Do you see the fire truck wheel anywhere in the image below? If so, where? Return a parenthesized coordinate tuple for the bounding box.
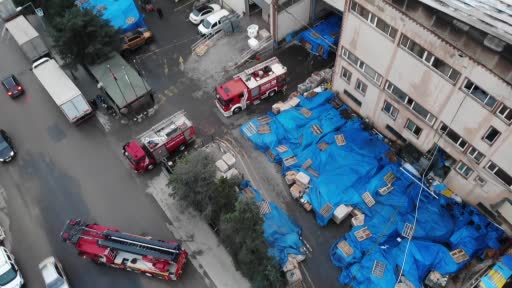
(233, 107, 242, 114)
(147, 164, 155, 170)
(179, 144, 186, 151)
(268, 90, 276, 97)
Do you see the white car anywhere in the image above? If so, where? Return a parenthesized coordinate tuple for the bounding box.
(189, 3, 221, 25)
(198, 9, 230, 35)
(0, 247, 23, 288)
(39, 257, 70, 288)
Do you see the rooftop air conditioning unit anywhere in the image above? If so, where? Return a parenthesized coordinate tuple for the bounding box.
(484, 35, 506, 52)
(452, 19, 470, 31)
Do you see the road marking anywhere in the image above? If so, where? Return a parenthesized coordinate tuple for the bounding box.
(164, 58, 168, 77)
(179, 56, 184, 71)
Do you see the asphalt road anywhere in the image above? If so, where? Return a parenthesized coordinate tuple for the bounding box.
(0, 20, 207, 288)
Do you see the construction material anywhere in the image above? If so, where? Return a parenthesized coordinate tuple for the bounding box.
(354, 227, 372, 241)
(378, 184, 394, 195)
(290, 184, 304, 199)
(257, 115, 272, 124)
(285, 171, 297, 185)
(307, 168, 320, 177)
(317, 142, 329, 151)
(259, 200, 272, 215)
(351, 214, 365, 227)
(311, 124, 323, 135)
(295, 172, 310, 187)
(362, 192, 376, 208)
(301, 159, 312, 169)
(450, 249, 469, 263)
(337, 240, 354, 257)
(277, 145, 289, 153)
(224, 168, 240, 179)
(258, 125, 271, 134)
(284, 156, 298, 167)
(222, 153, 236, 168)
(300, 108, 312, 117)
(335, 134, 346, 146)
(215, 159, 229, 173)
(319, 203, 333, 218)
(333, 205, 353, 224)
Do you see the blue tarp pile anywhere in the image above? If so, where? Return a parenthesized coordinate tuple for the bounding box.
(240, 180, 304, 268)
(76, 0, 145, 33)
(295, 15, 342, 59)
(240, 90, 504, 287)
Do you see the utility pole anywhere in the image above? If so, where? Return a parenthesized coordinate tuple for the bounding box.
(271, 0, 278, 49)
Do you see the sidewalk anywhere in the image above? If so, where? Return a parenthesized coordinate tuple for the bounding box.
(146, 167, 251, 288)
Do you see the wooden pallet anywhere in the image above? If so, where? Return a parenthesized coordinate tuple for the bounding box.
(307, 168, 320, 177)
(317, 142, 329, 151)
(355, 227, 372, 241)
(362, 192, 376, 208)
(335, 134, 346, 146)
(242, 122, 257, 136)
(276, 145, 289, 153)
(259, 200, 272, 215)
(337, 240, 354, 257)
(257, 115, 272, 124)
(384, 171, 397, 185)
(319, 203, 333, 217)
(372, 260, 386, 278)
(258, 125, 271, 134)
(311, 124, 323, 135)
(300, 108, 312, 118)
(378, 184, 394, 195)
(284, 156, 298, 167)
(402, 223, 414, 239)
(450, 249, 469, 263)
(301, 159, 312, 169)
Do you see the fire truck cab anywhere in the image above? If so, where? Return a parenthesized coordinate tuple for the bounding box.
(61, 219, 187, 281)
(122, 111, 195, 173)
(215, 57, 287, 117)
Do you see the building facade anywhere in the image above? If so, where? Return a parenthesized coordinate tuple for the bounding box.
(332, 0, 512, 219)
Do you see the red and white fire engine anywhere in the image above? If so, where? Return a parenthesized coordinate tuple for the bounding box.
(215, 57, 287, 117)
(61, 219, 188, 281)
(122, 110, 195, 173)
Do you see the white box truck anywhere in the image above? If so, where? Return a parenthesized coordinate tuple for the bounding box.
(5, 15, 49, 62)
(32, 58, 93, 124)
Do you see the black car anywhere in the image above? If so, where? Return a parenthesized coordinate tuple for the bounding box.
(2, 75, 24, 98)
(0, 130, 15, 163)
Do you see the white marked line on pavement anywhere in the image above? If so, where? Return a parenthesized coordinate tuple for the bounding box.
(95, 112, 111, 132)
(164, 58, 168, 77)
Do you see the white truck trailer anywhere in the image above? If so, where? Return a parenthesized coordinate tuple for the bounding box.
(5, 15, 49, 62)
(32, 58, 93, 124)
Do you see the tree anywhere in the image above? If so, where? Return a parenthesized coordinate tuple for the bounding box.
(49, 6, 120, 68)
(42, 0, 75, 26)
(168, 150, 240, 227)
(220, 199, 286, 288)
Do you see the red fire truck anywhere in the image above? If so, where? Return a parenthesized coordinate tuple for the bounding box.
(215, 57, 287, 117)
(122, 110, 195, 173)
(61, 219, 188, 281)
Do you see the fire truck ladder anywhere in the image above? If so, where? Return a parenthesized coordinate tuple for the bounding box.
(98, 230, 183, 263)
(233, 57, 280, 81)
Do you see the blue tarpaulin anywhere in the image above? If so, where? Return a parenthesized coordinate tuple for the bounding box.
(240, 181, 304, 268)
(77, 0, 145, 33)
(240, 90, 504, 287)
(295, 15, 342, 59)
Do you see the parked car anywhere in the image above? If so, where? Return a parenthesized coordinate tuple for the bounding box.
(0, 130, 15, 163)
(38, 257, 70, 288)
(1, 75, 24, 98)
(121, 28, 153, 52)
(189, 3, 221, 24)
(198, 9, 229, 35)
(0, 246, 23, 288)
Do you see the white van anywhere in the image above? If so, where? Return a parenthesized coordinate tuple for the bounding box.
(0, 247, 23, 288)
(198, 9, 230, 35)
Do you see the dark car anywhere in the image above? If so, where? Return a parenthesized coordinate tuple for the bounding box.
(0, 130, 15, 163)
(2, 75, 24, 98)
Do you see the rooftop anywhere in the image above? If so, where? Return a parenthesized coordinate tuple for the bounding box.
(418, 0, 512, 45)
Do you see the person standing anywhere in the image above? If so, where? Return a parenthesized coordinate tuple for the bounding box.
(156, 7, 163, 19)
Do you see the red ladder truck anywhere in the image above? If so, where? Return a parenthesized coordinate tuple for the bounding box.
(61, 219, 188, 281)
(215, 57, 287, 117)
(122, 110, 195, 173)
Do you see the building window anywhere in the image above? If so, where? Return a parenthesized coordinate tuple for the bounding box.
(399, 35, 460, 83)
(384, 81, 436, 125)
(277, 0, 303, 12)
(355, 79, 368, 95)
(405, 119, 422, 138)
(341, 48, 383, 84)
(439, 123, 468, 150)
(382, 101, 398, 120)
(341, 66, 352, 83)
(483, 126, 501, 145)
(456, 161, 474, 178)
(486, 161, 512, 187)
(474, 175, 487, 186)
(462, 79, 497, 110)
(467, 147, 485, 164)
(350, 1, 398, 40)
(344, 89, 362, 107)
(496, 103, 512, 124)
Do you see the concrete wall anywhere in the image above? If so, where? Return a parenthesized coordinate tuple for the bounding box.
(276, 0, 311, 40)
(332, 0, 512, 206)
(222, 0, 246, 15)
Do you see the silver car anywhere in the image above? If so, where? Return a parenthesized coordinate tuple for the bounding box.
(38, 257, 70, 288)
